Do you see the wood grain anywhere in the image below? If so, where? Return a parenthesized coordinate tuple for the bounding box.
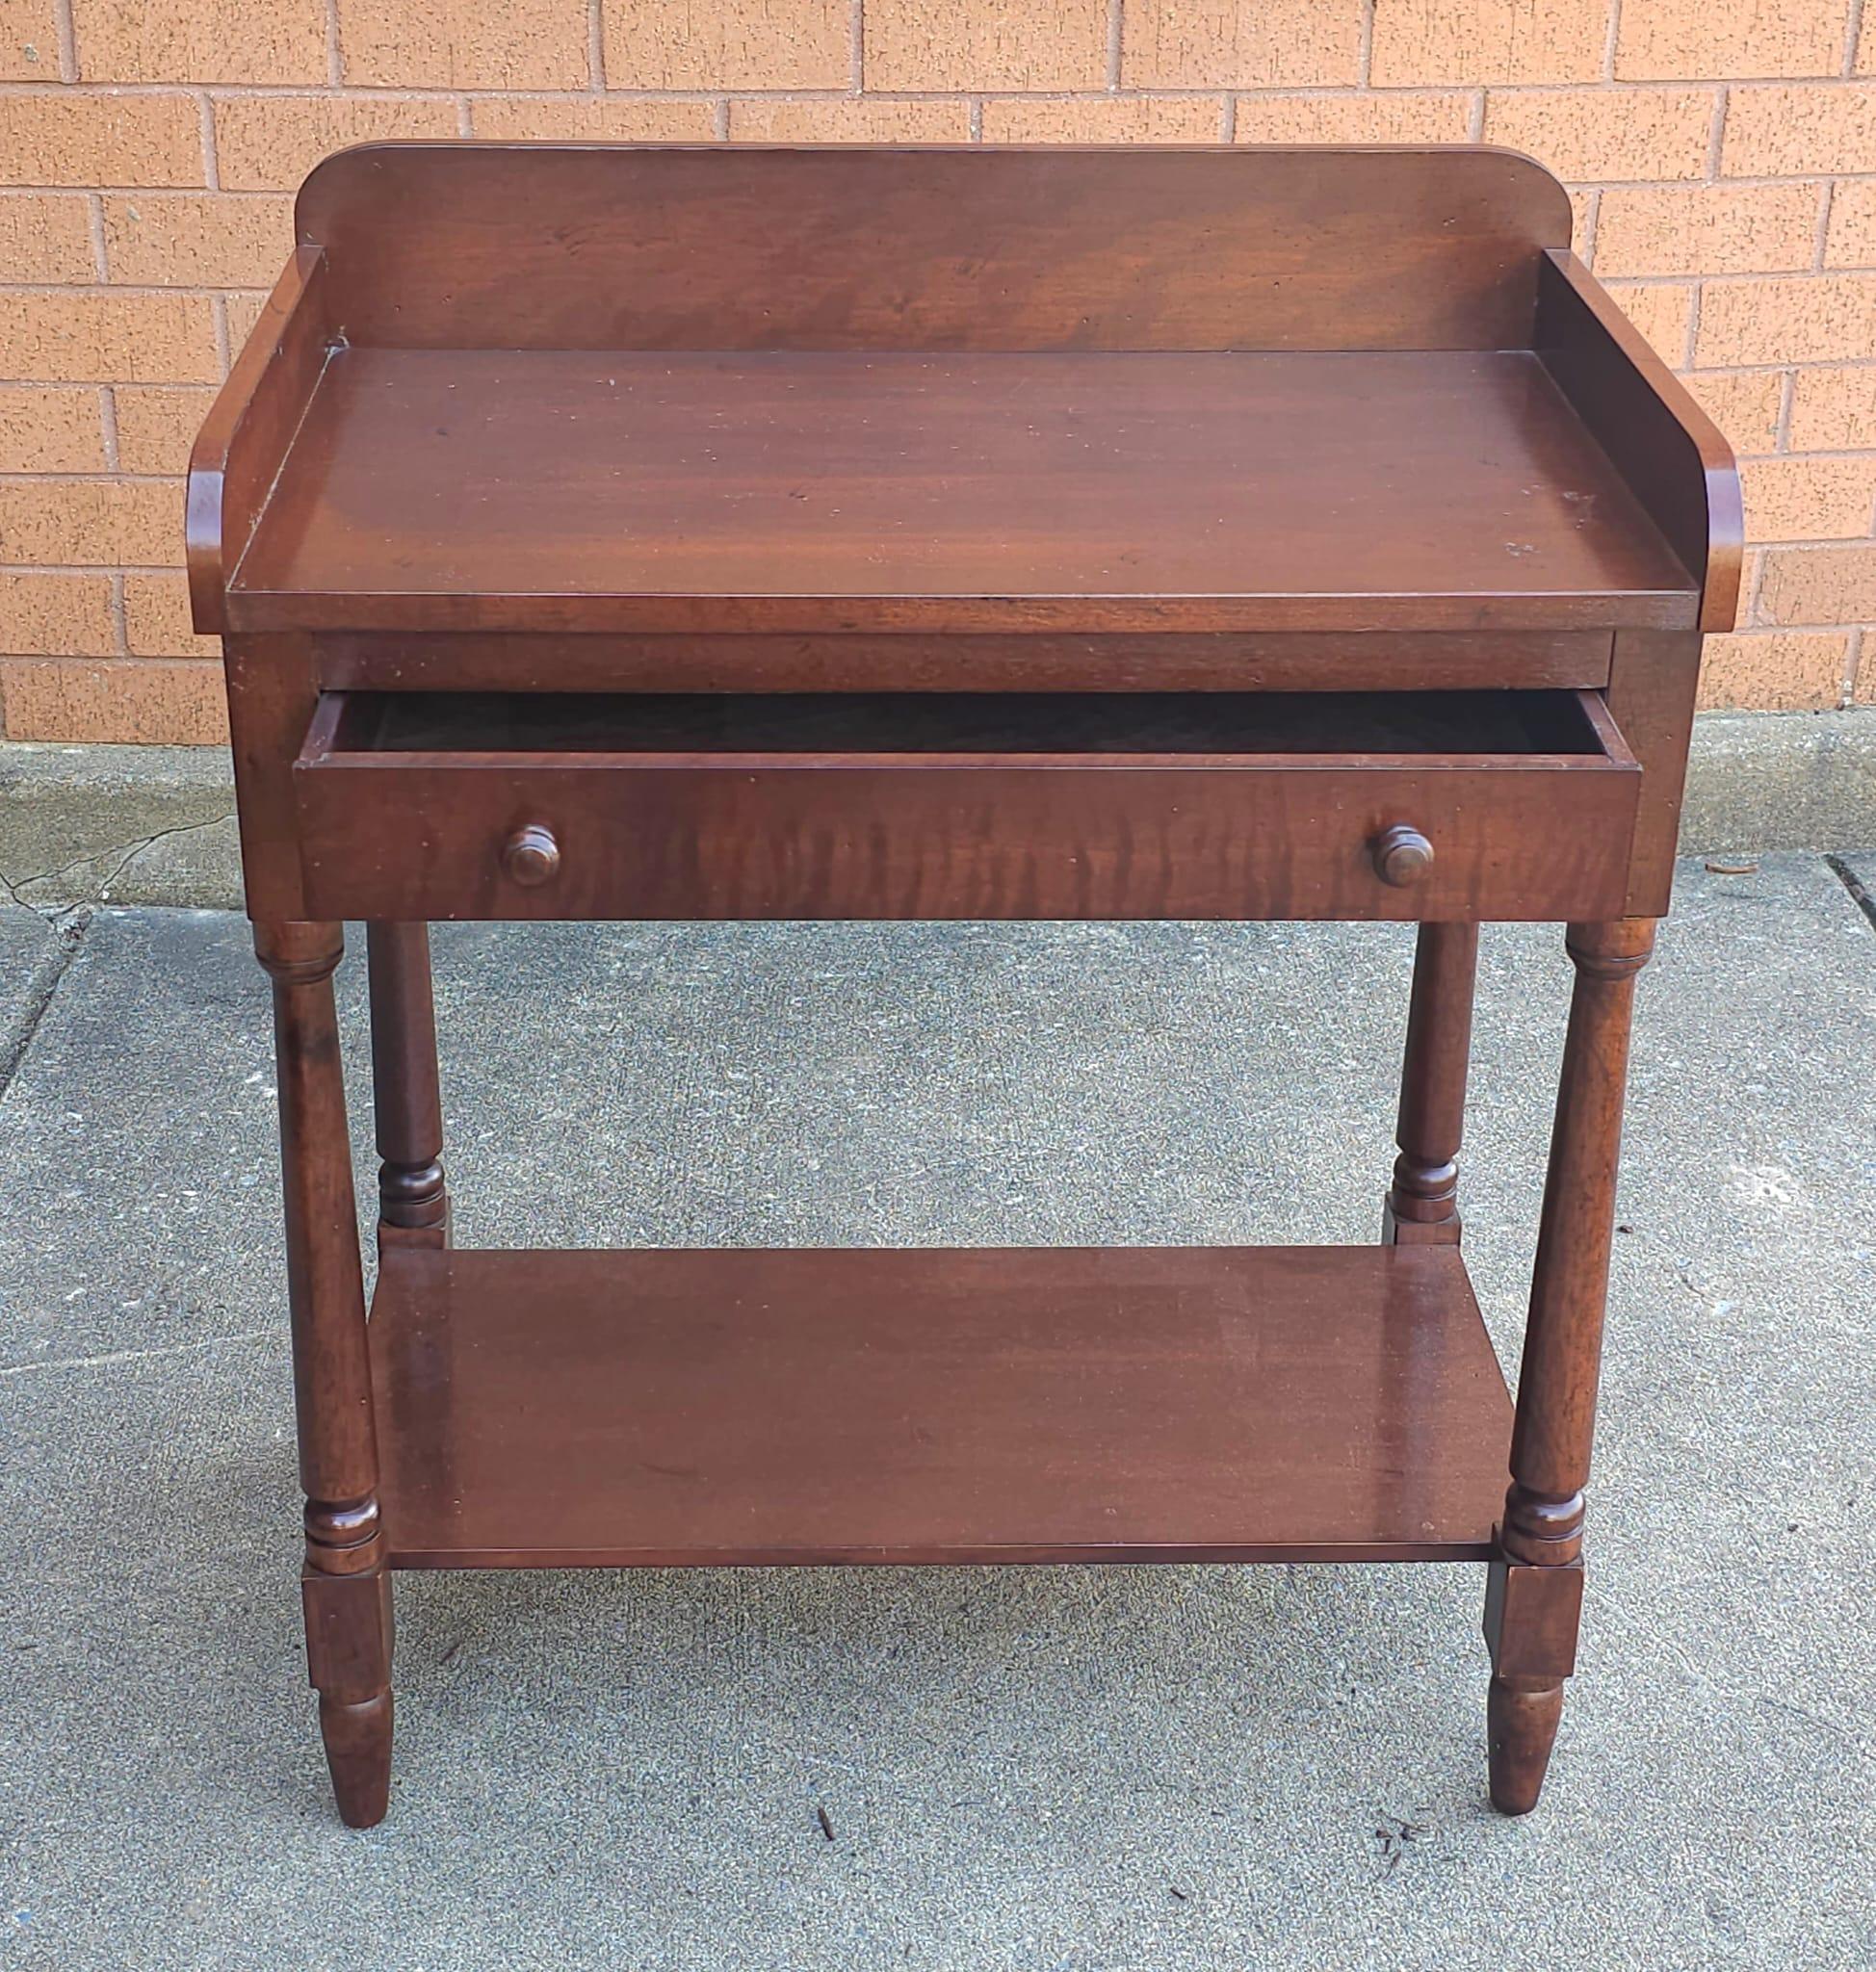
(311, 629, 1618, 698)
(369, 1243, 1514, 1569)
(296, 143, 1571, 353)
(291, 688, 1642, 924)
(231, 347, 1699, 638)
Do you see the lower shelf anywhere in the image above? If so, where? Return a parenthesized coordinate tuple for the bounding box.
(369, 1244, 1512, 1569)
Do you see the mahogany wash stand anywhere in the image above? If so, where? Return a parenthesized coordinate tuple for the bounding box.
(189, 143, 1738, 1828)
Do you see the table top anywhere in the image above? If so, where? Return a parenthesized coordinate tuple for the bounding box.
(231, 345, 1698, 638)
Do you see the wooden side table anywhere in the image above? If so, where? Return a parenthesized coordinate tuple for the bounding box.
(188, 143, 1739, 1829)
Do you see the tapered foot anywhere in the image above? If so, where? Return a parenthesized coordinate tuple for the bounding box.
(319, 1690, 393, 1828)
(1487, 1675, 1563, 1815)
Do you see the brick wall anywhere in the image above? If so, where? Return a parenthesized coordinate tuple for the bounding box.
(3, 0, 1874, 743)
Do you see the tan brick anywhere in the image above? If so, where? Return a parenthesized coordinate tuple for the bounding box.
(1787, 364, 1876, 448)
(1124, 1, 1363, 88)
(1697, 630, 1849, 709)
(1593, 183, 1822, 277)
(0, 571, 117, 656)
(1741, 454, 1876, 539)
(1483, 88, 1716, 182)
(339, 0, 587, 89)
(611, 0, 849, 90)
(1862, 11, 1876, 72)
(0, 290, 218, 382)
(1824, 178, 1876, 268)
(1615, 0, 1846, 83)
(1856, 640, 1876, 702)
(73, 0, 326, 85)
(867, 0, 1104, 91)
(0, 89, 204, 185)
(984, 95, 1223, 143)
(113, 384, 214, 476)
(221, 290, 270, 356)
(0, 385, 106, 472)
(123, 569, 213, 654)
(0, 657, 227, 743)
(100, 193, 294, 287)
(1697, 272, 1876, 365)
(1757, 542, 1876, 621)
(468, 97, 717, 141)
(0, 476, 184, 565)
(1370, 0, 1610, 86)
(1602, 281, 1694, 365)
(1682, 369, 1785, 454)
(733, 98, 974, 143)
(1723, 85, 1876, 176)
(213, 93, 463, 193)
(1234, 90, 1472, 144)
(0, 193, 96, 282)
(2, 0, 62, 80)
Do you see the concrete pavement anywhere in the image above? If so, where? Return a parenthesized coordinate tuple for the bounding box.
(1, 860, 1871, 1968)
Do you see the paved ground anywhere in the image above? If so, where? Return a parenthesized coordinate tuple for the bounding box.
(1, 860, 1871, 1970)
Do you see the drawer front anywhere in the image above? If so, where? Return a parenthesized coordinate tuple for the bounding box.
(296, 745, 1640, 925)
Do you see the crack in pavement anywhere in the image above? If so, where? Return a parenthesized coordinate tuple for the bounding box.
(0, 902, 90, 1105)
(0, 811, 236, 922)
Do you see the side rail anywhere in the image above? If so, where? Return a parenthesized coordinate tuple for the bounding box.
(1536, 248, 1743, 635)
(187, 246, 331, 635)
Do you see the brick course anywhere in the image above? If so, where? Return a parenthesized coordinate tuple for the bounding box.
(3, 0, 1874, 740)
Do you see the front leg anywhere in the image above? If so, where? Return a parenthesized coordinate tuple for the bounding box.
(1486, 917, 1655, 1813)
(257, 921, 394, 1828)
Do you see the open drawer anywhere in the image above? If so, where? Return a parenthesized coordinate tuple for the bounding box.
(292, 688, 1640, 923)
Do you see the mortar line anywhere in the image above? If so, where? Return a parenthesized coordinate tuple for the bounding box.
(52, 0, 75, 82)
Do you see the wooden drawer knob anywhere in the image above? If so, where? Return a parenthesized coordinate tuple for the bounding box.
(501, 822, 560, 888)
(1372, 823, 1434, 887)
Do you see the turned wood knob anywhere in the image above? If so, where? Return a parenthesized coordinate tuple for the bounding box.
(1372, 823, 1434, 887)
(501, 822, 560, 888)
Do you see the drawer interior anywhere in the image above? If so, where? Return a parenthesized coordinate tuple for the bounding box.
(314, 688, 1625, 763)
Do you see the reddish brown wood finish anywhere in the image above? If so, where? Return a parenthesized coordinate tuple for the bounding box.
(1384, 922, 1480, 1245)
(254, 921, 394, 1829)
(291, 688, 1641, 925)
(231, 347, 1697, 639)
(186, 249, 328, 636)
(199, 145, 1740, 1825)
(365, 923, 448, 1253)
(369, 1244, 1512, 1569)
(296, 143, 1569, 354)
(313, 631, 1617, 698)
(1537, 252, 1743, 636)
(1487, 917, 1655, 1814)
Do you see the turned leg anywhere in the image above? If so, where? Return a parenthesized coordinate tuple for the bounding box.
(1486, 917, 1655, 1814)
(1384, 921, 1478, 1245)
(257, 921, 394, 1829)
(366, 922, 449, 1253)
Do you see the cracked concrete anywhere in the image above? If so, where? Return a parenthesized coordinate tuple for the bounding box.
(0, 901, 85, 1095)
(0, 742, 238, 914)
(0, 862, 1871, 1969)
